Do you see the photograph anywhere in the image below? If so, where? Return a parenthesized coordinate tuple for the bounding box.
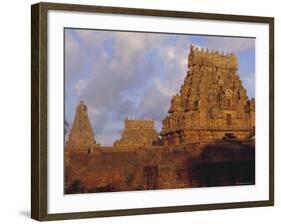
(64, 29, 256, 194)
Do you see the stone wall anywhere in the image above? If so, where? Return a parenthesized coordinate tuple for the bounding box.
(65, 141, 255, 194)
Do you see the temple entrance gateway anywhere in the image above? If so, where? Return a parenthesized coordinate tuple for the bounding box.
(160, 45, 255, 144)
(143, 165, 159, 190)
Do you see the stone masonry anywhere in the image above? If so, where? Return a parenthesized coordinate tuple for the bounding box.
(161, 45, 255, 145)
(114, 118, 158, 147)
(65, 101, 99, 152)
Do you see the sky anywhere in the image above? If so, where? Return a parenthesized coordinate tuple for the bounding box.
(65, 28, 255, 146)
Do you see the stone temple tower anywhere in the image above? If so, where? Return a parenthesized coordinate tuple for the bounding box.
(113, 117, 158, 147)
(66, 101, 98, 151)
(161, 45, 255, 145)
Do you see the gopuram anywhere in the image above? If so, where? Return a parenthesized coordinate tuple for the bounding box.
(161, 45, 255, 145)
(65, 101, 100, 152)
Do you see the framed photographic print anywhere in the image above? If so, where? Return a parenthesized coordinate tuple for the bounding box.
(31, 2, 274, 221)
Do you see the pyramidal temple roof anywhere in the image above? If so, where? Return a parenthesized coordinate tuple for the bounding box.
(66, 101, 97, 150)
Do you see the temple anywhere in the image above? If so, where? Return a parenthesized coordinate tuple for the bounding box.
(65, 101, 99, 151)
(114, 118, 158, 147)
(160, 45, 255, 145)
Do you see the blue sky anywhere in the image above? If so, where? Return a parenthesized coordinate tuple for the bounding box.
(65, 29, 255, 146)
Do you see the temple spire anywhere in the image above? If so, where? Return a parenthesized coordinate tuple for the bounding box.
(66, 101, 98, 150)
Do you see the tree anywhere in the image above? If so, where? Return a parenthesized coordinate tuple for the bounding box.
(70, 179, 83, 193)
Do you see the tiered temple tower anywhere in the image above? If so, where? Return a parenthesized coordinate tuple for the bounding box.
(160, 45, 255, 145)
(114, 117, 158, 147)
(66, 101, 99, 151)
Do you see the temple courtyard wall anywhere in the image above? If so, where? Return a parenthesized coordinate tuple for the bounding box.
(65, 141, 255, 193)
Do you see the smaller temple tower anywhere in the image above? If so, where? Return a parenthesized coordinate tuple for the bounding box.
(66, 101, 99, 151)
(114, 117, 158, 147)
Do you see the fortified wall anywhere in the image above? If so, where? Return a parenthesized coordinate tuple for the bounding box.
(66, 143, 255, 193)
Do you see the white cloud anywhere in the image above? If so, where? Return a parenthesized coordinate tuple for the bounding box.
(65, 31, 87, 79)
(154, 78, 176, 96)
(75, 29, 111, 49)
(74, 80, 88, 96)
(167, 47, 176, 60)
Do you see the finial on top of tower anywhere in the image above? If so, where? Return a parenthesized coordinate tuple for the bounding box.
(77, 100, 87, 111)
(190, 44, 194, 52)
